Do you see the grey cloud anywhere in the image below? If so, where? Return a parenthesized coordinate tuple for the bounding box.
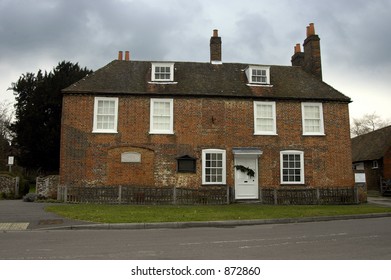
(0, 0, 204, 66)
(1, 0, 390, 119)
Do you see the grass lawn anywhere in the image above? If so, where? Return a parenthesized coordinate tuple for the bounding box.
(45, 203, 391, 224)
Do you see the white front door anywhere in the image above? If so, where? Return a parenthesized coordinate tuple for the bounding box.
(234, 156, 259, 199)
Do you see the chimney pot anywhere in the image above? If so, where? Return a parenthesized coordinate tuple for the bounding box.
(306, 23, 315, 37)
(294, 43, 301, 54)
(125, 51, 130, 61)
(118, 51, 123, 61)
(213, 29, 219, 37)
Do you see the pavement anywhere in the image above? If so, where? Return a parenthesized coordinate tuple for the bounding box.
(1, 197, 391, 231)
(0, 200, 90, 231)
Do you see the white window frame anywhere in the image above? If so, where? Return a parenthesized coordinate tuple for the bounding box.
(151, 63, 174, 82)
(245, 66, 270, 85)
(149, 98, 174, 134)
(202, 149, 226, 185)
(301, 102, 325, 136)
(372, 160, 379, 169)
(92, 97, 118, 133)
(254, 101, 277, 135)
(280, 150, 305, 184)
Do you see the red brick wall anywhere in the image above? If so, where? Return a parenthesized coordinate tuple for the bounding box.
(60, 95, 354, 189)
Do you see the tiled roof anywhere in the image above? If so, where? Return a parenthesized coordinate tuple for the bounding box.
(351, 125, 391, 162)
(63, 60, 351, 102)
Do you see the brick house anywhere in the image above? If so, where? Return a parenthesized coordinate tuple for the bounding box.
(352, 125, 391, 194)
(60, 23, 354, 200)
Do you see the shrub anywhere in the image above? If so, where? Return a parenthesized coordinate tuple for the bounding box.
(23, 193, 45, 202)
(19, 179, 30, 197)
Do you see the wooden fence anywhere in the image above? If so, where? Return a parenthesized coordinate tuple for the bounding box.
(260, 187, 359, 205)
(57, 185, 360, 205)
(57, 185, 230, 205)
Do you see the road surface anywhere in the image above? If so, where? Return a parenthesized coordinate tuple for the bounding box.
(1, 217, 390, 259)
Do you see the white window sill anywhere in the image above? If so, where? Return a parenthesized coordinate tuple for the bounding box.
(148, 81, 178, 85)
(254, 132, 278, 136)
(302, 133, 326, 136)
(246, 83, 273, 87)
(92, 130, 118, 134)
(149, 131, 175, 135)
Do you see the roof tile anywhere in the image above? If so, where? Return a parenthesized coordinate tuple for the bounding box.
(63, 60, 351, 102)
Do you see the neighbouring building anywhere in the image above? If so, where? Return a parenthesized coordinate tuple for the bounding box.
(60, 23, 354, 200)
(352, 125, 391, 194)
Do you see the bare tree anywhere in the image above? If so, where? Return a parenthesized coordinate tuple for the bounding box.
(351, 112, 390, 137)
(0, 101, 13, 170)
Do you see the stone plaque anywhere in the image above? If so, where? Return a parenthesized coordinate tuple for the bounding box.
(121, 152, 141, 163)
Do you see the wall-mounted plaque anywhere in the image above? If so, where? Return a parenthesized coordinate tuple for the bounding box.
(121, 152, 141, 163)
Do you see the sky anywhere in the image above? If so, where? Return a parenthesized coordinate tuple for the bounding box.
(1, 0, 390, 121)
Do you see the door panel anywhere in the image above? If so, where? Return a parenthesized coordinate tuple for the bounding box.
(235, 157, 259, 199)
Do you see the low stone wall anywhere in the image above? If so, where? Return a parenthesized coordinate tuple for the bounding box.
(36, 175, 59, 199)
(0, 175, 19, 198)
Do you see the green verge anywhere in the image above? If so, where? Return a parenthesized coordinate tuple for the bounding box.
(45, 204, 391, 224)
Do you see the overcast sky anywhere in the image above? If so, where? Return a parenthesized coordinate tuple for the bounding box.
(1, 0, 390, 120)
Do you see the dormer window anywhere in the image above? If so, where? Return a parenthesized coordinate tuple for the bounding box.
(245, 66, 270, 85)
(151, 63, 174, 82)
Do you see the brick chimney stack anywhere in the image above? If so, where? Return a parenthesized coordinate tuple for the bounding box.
(210, 29, 222, 64)
(291, 23, 322, 80)
(291, 43, 304, 67)
(118, 51, 123, 61)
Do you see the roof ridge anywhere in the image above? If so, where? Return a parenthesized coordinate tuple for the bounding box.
(114, 59, 292, 68)
(352, 125, 391, 140)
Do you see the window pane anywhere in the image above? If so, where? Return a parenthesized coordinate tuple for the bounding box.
(154, 65, 171, 80)
(251, 68, 268, 83)
(260, 105, 272, 117)
(304, 106, 320, 118)
(305, 119, 320, 132)
(303, 104, 323, 134)
(255, 103, 275, 133)
(204, 152, 224, 184)
(152, 100, 172, 132)
(95, 99, 116, 131)
(281, 152, 303, 183)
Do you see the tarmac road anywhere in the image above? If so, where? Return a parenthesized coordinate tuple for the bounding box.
(1, 217, 391, 259)
(0, 200, 90, 230)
